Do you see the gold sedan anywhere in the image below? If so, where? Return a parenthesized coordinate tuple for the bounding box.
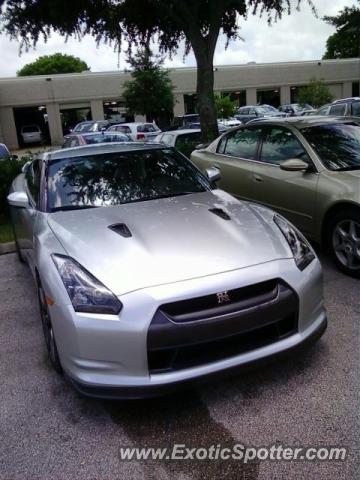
(191, 116, 360, 278)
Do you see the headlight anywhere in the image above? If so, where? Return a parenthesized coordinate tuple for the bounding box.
(52, 254, 122, 315)
(274, 215, 315, 271)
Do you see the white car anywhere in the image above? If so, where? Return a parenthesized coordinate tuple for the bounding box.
(218, 117, 242, 129)
(20, 125, 43, 144)
(154, 129, 203, 157)
(107, 122, 161, 142)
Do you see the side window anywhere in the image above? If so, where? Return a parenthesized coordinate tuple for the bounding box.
(260, 127, 310, 165)
(248, 108, 256, 115)
(329, 104, 346, 116)
(219, 128, 261, 159)
(317, 105, 329, 115)
(352, 102, 360, 116)
(240, 108, 249, 115)
(25, 160, 41, 206)
(117, 126, 131, 134)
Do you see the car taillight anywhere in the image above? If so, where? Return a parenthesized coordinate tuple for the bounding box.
(137, 133, 145, 140)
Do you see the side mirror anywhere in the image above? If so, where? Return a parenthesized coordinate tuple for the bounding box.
(7, 191, 29, 208)
(206, 166, 221, 183)
(21, 161, 32, 174)
(280, 159, 309, 172)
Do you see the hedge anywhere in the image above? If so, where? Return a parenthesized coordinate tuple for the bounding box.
(0, 156, 30, 222)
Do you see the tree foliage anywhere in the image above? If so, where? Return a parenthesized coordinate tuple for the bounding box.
(0, 0, 315, 141)
(214, 93, 237, 118)
(297, 78, 334, 108)
(323, 2, 360, 59)
(122, 48, 174, 127)
(17, 53, 89, 76)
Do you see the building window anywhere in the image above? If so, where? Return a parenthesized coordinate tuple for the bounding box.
(257, 89, 280, 107)
(352, 82, 360, 97)
(184, 94, 197, 114)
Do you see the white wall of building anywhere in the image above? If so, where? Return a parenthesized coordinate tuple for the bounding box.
(0, 58, 359, 149)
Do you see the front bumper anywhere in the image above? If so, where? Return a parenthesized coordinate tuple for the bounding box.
(46, 258, 326, 399)
(69, 314, 327, 399)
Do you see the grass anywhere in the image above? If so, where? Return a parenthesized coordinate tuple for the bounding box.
(0, 220, 14, 243)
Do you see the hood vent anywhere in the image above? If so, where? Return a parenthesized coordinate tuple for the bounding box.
(108, 223, 132, 238)
(209, 208, 231, 221)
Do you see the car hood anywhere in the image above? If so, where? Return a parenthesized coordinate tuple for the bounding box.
(48, 190, 291, 296)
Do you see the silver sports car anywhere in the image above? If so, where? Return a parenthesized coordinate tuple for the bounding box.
(8, 143, 327, 398)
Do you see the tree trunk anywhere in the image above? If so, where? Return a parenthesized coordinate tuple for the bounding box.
(192, 43, 219, 143)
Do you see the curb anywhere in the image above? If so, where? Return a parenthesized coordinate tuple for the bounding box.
(0, 242, 16, 254)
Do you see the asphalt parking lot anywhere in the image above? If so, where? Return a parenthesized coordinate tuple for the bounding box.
(0, 251, 358, 480)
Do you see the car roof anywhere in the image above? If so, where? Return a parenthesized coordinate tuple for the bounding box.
(163, 129, 201, 136)
(114, 122, 155, 127)
(80, 131, 128, 136)
(332, 97, 360, 104)
(241, 115, 360, 129)
(45, 142, 166, 161)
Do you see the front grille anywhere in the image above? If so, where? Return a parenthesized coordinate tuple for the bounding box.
(147, 280, 298, 374)
(160, 279, 279, 323)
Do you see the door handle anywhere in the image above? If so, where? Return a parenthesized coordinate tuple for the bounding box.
(253, 174, 263, 182)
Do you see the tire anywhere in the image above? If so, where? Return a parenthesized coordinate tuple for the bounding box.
(37, 280, 62, 373)
(326, 207, 360, 278)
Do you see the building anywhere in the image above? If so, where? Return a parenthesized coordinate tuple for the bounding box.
(0, 57, 359, 149)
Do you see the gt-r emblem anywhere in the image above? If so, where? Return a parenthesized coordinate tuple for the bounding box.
(216, 291, 230, 304)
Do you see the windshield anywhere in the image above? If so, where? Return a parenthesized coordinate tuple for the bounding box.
(255, 107, 268, 114)
(74, 123, 93, 132)
(47, 148, 210, 211)
(262, 105, 278, 112)
(137, 124, 157, 133)
(83, 133, 129, 144)
(301, 122, 360, 171)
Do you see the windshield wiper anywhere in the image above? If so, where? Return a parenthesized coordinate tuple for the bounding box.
(50, 205, 99, 212)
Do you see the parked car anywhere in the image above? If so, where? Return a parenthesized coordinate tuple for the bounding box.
(71, 120, 111, 134)
(107, 122, 161, 141)
(7, 142, 326, 398)
(0, 143, 10, 160)
(235, 105, 285, 124)
(278, 104, 313, 116)
(178, 122, 228, 133)
(154, 129, 203, 157)
(319, 97, 360, 117)
(20, 125, 43, 144)
(191, 116, 360, 278)
(261, 104, 281, 113)
(217, 117, 242, 129)
(171, 114, 200, 130)
(62, 131, 131, 148)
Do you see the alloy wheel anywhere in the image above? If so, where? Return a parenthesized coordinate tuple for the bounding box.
(332, 219, 360, 271)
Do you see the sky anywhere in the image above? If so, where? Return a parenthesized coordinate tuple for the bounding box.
(0, 0, 355, 77)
